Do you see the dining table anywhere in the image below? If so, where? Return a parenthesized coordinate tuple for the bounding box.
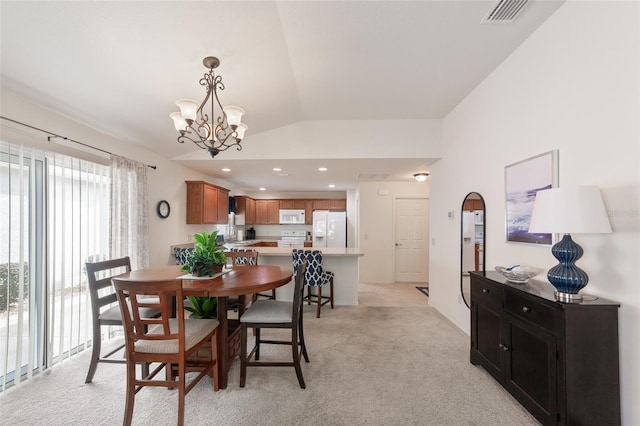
(115, 264, 293, 389)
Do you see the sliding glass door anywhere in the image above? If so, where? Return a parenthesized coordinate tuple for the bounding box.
(0, 141, 110, 389)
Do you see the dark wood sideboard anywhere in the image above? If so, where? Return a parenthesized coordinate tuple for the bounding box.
(470, 271, 620, 426)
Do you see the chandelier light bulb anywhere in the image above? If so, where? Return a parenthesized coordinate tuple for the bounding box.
(175, 99, 198, 122)
(169, 112, 187, 132)
(223, 106, 245, 128)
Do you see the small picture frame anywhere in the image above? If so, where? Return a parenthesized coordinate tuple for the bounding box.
(505, 150, 558, 245)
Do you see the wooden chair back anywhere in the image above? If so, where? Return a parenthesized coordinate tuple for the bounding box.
(86, 256, 132, 324)
(111, 278, 185, 350)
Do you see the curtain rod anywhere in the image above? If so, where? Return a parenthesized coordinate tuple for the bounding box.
(0, 116, 157, 170)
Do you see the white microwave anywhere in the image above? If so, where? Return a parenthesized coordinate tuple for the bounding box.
(279, 209, 305, 224)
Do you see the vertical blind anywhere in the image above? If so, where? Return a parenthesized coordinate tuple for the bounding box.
(0, 140, 110, 389)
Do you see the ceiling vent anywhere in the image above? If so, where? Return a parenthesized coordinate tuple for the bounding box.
(481, 0, 529, 23)
(356, 173, 389, 181)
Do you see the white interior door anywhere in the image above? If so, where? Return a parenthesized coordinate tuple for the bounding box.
(395, 198, 429, 282)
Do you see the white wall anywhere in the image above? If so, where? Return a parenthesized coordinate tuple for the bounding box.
(0, 89, 242, 268)
(428, 2, 639, 424)
(358, 180, 429, 283)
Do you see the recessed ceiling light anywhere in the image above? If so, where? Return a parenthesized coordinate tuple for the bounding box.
(318, 167, 328, 172)
(221, 168, 231, 172)
(272, 167, 282, 172)
(329, 184, 335, 188)
(259, 187, 266, 191)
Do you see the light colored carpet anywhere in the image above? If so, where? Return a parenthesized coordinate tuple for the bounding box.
(0, 284, 538, 425)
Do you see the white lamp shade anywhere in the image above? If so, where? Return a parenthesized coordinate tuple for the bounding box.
(223, 105, 245, 127)
(234, 122, 248, 140)
(175, 99, 198, 121)
(169, 112, 187, 131)
(413, 173, 429, 182)
(528, 186, 612, 234)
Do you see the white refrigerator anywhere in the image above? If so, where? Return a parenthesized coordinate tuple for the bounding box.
(312, 210, 347, 248)
(462, 211, 476, 273)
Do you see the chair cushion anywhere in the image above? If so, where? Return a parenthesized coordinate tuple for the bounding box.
(292, 249, 332, 286)
(230, 248, 257, 265)
(240, 300, 293, 324)
(173, 247, 194, 265)
(135, 318, 219, 354)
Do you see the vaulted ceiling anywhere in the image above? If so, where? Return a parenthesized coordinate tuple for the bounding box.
(1, 0, 564, 191)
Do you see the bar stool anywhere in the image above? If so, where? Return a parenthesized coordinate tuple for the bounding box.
(292, 249, 334, 318)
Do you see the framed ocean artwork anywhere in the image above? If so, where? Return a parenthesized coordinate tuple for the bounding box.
(504, 150, 558, 244)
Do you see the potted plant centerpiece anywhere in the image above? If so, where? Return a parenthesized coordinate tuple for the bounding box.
(181, 230, 226, 320)
(181, 230, 227, 277)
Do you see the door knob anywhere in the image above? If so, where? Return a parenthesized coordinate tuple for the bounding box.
(395, 243, 402, 246)
(498, 343, 510, 352)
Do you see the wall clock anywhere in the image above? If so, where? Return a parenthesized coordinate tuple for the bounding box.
(156, 200, 170, 219)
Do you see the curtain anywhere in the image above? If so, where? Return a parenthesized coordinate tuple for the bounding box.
(109, 155, 149, 270)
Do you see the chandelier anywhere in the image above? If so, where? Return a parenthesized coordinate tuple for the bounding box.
(170, 56, 248, 158)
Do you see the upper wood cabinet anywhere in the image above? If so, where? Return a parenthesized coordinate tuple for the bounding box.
(235, 195, 256, 225)
(329, 199, 346, 211)
(186, 181, 229, 224)
(312, 199, 330, 210)
(255, 199, 279, 224)
(463, 199, 483, 211)
(305, 200, 313, 224)
(279, 199, 307, 210)
(312, 199, 346, 211)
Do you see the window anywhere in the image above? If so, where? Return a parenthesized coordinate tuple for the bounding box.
(0, 141, 110, 389)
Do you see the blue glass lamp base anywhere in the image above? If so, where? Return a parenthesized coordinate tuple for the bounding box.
(547, 234, 588, 303)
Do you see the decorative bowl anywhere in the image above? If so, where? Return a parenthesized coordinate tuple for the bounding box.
(495, 265, 544, 283)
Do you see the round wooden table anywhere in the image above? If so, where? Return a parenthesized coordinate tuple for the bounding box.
(116, 264, 293, 388)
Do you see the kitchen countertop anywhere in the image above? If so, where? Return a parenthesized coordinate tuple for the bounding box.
(171, 241, 362, 257)
(234, 246, 363, 257)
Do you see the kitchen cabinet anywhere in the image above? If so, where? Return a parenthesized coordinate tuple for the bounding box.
(185, 181, 229, 224)
(255, 200, 279, 224)
(234, 196, 256, 225)
(463, 199, 483, 211)
(329, 199, 346, 211)
(470, 272, 620, 426)
(311, 199, 346, 212)
(312, 199, 330, 210)
(279, 199, 307, 210)
(245, 241, 277, 247)
(305, 200, 313, 224)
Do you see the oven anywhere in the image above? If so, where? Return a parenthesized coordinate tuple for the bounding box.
(277, 230, 306, 248)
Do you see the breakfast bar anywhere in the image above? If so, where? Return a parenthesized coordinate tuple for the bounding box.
(250, 247, 363, 305)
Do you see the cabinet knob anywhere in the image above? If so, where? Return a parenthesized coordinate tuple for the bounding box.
(498, 343, 510, 352)
(522, 306, 531, 313)
(482, 288, 490, 293)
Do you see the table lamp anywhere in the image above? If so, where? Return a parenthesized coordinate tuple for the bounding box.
(528, 186, 612, 302)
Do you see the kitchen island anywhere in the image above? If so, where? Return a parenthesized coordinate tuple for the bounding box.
(225, 245, 363, 305)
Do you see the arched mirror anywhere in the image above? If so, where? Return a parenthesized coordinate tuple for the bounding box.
(460, 192, 486, 309)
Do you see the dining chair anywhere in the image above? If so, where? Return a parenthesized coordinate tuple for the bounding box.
(229, 248, 275, 301)
(173, 247, 194, 265)
(224, 250, 261, 311)
(84, 256, 161, 383)
(292, 249, 334, 318)
(111, 277, 219, 426)
(240, 260, 308, 389)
